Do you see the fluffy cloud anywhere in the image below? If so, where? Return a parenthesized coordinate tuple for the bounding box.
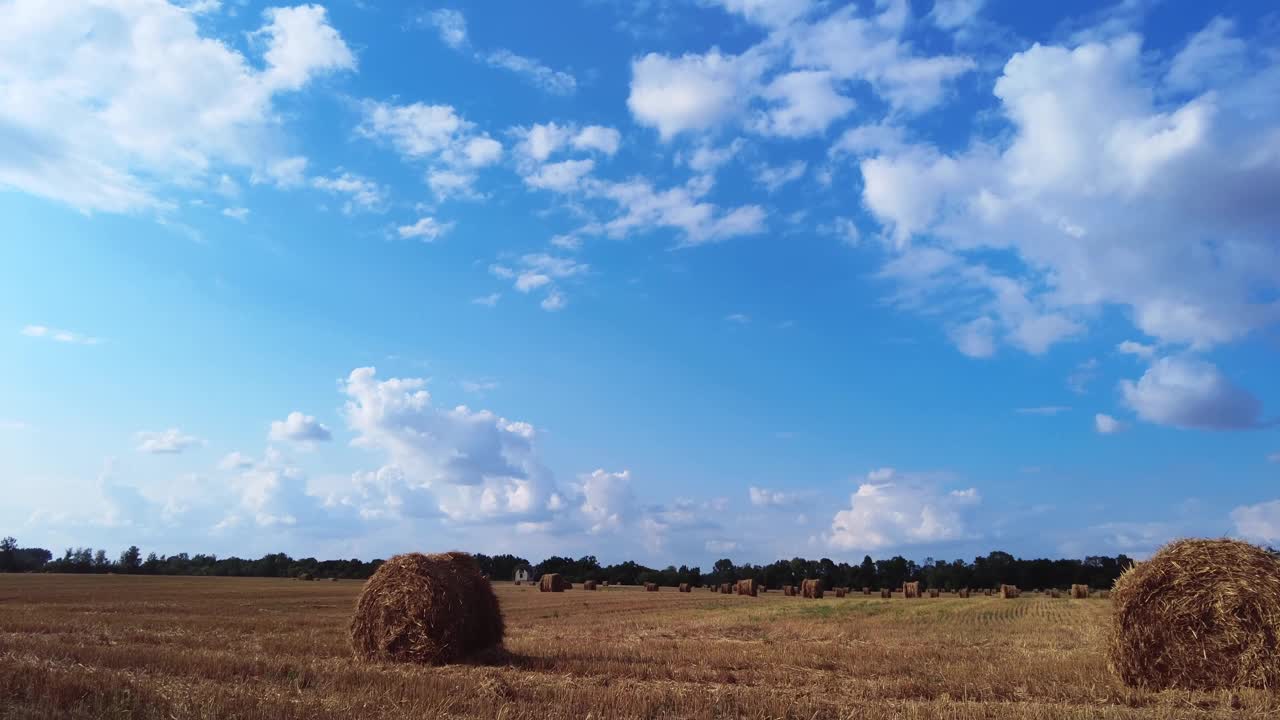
(0, 1, 353, 213)
(1119, 356, 1267, 430)
(218, 451, 255, 471)
(929, 0, 986, 31)
(1117, 340, 1156, 359)
(357, 100, 502, 198)
(397, 216, 454, 241)
(748, 486, 800, 507)
(1094, 413, 1124, 434)
(754, 160, 807, 192)
(1231, 500, 1280, 544)
(826, 468, 980, 550)
(136, 428, 202, 455)
(490, 254, 587, 310)
(576, 469, 636, 534)
(628, 50, 766, 139)
(341, 367, 554, 522)
(311, 172, 386, 214)
(268, 411, 332, 444)
(853, 27, 1280, 357)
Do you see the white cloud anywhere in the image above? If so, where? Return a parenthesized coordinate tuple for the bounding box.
(540, 289, 567, 312)
(577, 469, 635, 534)
(748, 485, 799, 507)
(0, 1, 353, 213)
(268, 411, 332, 444)
(397, 216, 454, 241)
(929, 0, 985, 31)
(710, 0, 813, 28)
(1166, 17, 1247, 93)
(752, 70, 854, 138)
(341, 367, 553, 522)
(136, 428, 202, 455)
(948, 317, 995, 358)
(311, 172, 386, 214)
(1231, 500, 1280, 544)
(472, 293, 501, 307)
(572, 126, 622, 156)
(357, 100, 502, 198)
(20, 325, 101, 345)
(1094, 413, 1124, 434)
(1117, 340, 1156, 359)
(853, 29, 1280, 356)
(524, 159, 595, 193)
(221, 207, 249, 221)
(423, 9, 468, 50)
(725, 313, 751, 324)
(1120, 356, 1266, 430)
(754, 160, 807, 192)
(628, 49, 764, 140)
(826, 468, 980, 550)
(492, 254, 587, 311)
(420, 9, 576, 95)
(218, 451, 255, 471)
(588, 177, 767, 246)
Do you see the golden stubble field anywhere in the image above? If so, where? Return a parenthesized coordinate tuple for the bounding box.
(1, 575, 1274, 719)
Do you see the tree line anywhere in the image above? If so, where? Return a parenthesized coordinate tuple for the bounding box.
(2, 535, 1141, 590)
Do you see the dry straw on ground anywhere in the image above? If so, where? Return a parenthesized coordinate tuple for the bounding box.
(1071, 583, 1089, 599)
(350, 551, 504, 665)
(539, 574, 568, 593)
(801, 579, 823, 599)
(903, 581, 920, 599)
(1108, 537, 1280, 691)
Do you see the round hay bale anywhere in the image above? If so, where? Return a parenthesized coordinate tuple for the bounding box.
(350, 552, 504, 665)
(298, 572, 314, 581)
(1108, 538, 1280, 690)
(1071, 583, 1089, 599)
(644, 582, 659, 592)
(678, 583, 691, 593)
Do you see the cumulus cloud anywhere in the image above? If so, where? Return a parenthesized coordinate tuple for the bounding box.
(852, 27, 1280, 357)
(490, 254, 587, 311)
(628, 49, 765, 140)
(357, 100, 502, 199)
(1120, 356, 1267, 430)
(218, 451, 255, 471)
(1231, 500, 1280, 544)
(576, 469, 636, 534)
(268, 411, 332, 444)
(397, 216, 454, 241)
(0, 0, 354, 213)
(311, 172, 386, 214)
(748, 486, 800, 507)
(1094, 413, 1124, 434)
(826, 468, 980, 550)
(1117, 340, 1157, 359)
(136, 428, 202, 455)
(341, 367, 554, 522)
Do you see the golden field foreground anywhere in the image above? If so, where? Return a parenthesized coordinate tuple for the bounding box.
(1, 575, 1274, 719)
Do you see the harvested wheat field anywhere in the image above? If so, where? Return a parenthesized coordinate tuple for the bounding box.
(1, 575, 1275, 719)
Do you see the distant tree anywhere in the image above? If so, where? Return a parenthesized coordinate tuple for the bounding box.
(119, 546, 142, 574)
(0, 536, 16, 572)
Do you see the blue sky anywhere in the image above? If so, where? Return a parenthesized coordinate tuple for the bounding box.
(2, 0, 1278, 566)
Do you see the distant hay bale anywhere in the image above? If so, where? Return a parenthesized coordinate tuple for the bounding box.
(1108, 538, 1280, 691)
(539, 573, 569, 592)
(720, 582, 732, 594)
(1000, 584, 1020, 599)
(298, 572, 314, 581)
(644, 582, 659, 592)
(879, 588, 891, 599)
(331, 577, 340, 582)
(984, 588, 992, 596)
(735, 579, 758, 597)
(1071, 583, 1089, 599)
(584, 580, 598, 591)
(678, 583, 691, 593)
(801, 579, 823, 599)
(783, 585, 795, 597)
(928, 588, 939, 598)
(903, 581, 920, 599)
(835, 587, 846, 598)
(863, 587, 871, 595)
(350, 552, 503, 665)
(513, 580, 522, 586)
(601, 581, 609, 588)
(958, 589, 970, 598)
(1050, 589, 1061, 598)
